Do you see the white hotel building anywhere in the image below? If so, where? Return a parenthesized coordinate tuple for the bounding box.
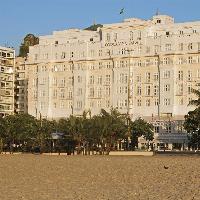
(26, 15, 200, 150)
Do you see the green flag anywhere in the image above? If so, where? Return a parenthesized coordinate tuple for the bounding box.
(120, 8, 124, 15)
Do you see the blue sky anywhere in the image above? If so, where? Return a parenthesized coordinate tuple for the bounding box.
(1, 0, 200, 53)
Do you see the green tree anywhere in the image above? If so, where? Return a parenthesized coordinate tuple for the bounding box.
(19, 34, 39, 57)
(184, 88, 200, 149)
(84, 24, 103, 31)
(130, 118, 154, 150)
(3, 114, 38, 152)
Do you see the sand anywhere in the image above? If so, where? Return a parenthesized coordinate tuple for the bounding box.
(0, 154, 199, 200)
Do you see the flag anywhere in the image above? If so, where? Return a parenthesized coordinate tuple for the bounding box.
(120, 8, 124, 15)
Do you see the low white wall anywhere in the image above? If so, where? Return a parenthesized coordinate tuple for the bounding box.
(109, 151, 154, 156)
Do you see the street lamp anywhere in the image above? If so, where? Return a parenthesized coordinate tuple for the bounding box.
(155, 53, 161, 120)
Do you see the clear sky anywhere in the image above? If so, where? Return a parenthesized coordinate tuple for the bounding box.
(1, 0, 200, 53)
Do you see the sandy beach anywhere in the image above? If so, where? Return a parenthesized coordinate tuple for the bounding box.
(0, 154, 199, 200)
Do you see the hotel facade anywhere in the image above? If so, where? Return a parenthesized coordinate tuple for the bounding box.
(0, 46, 15, 117)
(26, 15, 200, 150)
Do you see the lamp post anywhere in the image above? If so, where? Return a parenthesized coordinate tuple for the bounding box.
(155, 53, 161, 120)
(125, 49, 134, 150)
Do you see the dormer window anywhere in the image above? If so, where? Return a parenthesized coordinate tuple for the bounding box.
(166, 32, 170, 36)
(55, 41, 58, 45)
(179, 31, 184, 35)
(157, 19, 161, 24)
(90, 38, 93, 41)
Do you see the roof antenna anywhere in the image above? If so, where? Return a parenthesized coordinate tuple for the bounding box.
(93, 19, 96, 26)
(156, 8, 160, 16)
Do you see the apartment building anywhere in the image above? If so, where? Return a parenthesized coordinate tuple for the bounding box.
(27, 14, 200, 149)
(0, 46, 15, 117)
(15, 57, 28, 114)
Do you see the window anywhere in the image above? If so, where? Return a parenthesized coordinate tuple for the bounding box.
(163, 70, 170, 79)
(70, 52, 74, 58)
(33, 78, 37, 86)
(188, 84, 192, 94)
(154, 98, 159, 106)
(157, 19, 161, 23)
(137, 85, 142, 95)
(68, 101, 72, 109)
(178, 57, 184, 65)
(137, 99, 142, 106)
(77, 76, 82, 83)
(188, 97, 193, 105)
(97, 100, 102, 108)
(154, 73, 159, 81)
(106, 62, 111, 69)
(166, 123, 172, 133)
(77, 101, 82, 108)
(106, 33, 110, 41)
(130, 31, 134, 40)
(188, 56, 193, 64)
(106, 87, 110, 95)
(154, 85, 158, 96)
(97, 88, 102, 98)
(146, 99, 150, 106)
(164, 98, 170, 105)
(106, 75, 111, 84)
(89, 88, 94, 97)
(60, 78, 65, 87)
(177, 84, 183, 95)
(61, 52, 66, 59)
(60, 89, 65, 99)
(179, 30, 184, 35)
(106, 100, 110, 108)
(52, 77, 57, 86)
(68, 91, 72, 99)
(163, 57, 170, 65)
(188, 43, 193, 50)
(60, 102, 65, 109)
(178, 71, 183, 81)
(178, 98, 183, 105)
(154, 126, 160, 133)
(33, 91, 37, 99)
(145, 72, 150, 82)
(165, 44, 171, 51)
(154, 45, 160, 53)
(164, 84, 170, 92)
(89, 76, 94, 84)
(99, 50, 103, 56)
(145, 85, 151, 96)
(187, 70, 192, 81)
(97, 76, 102, 85)
(136, 75, 141, 82)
